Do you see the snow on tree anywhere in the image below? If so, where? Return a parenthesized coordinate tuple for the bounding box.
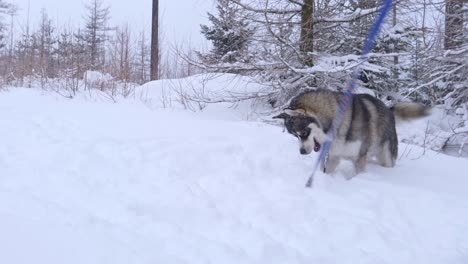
(36, 9, 57, 78)
(0, 0, 13, 50)
(200, 0, 254, 65)
(192, 0, 466, 111)
(194, 0, 401, 105)
(79, 0, 111, 72)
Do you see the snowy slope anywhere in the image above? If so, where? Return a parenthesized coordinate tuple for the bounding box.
(134, 73, 270, 120)
(1, 87, 468, 264)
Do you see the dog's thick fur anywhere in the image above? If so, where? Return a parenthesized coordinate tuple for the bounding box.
(274, 90, 429, 177)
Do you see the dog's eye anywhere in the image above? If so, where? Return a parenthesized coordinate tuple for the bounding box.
(299, 130, 310, 140)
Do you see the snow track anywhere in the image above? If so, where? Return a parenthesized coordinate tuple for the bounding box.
(1, 88, 467, 263)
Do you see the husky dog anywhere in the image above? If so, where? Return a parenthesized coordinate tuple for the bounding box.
(274, 90, 428, 176)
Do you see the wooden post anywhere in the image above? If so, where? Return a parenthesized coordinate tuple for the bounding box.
(150, 0, 159, 80)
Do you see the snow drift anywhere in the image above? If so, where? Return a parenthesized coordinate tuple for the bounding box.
(0, 77, 467, 264)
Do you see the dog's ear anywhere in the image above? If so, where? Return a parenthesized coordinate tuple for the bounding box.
(272, 113, 290, 120)
(272, 113, 290, 132)
(284, 108, 307, 116)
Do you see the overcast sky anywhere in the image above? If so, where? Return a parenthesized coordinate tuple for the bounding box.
(13, 0, 215, 48)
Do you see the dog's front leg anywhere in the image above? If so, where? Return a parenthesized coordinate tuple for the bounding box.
(321, 155, 339, 174)
(326, 157, 340, 174)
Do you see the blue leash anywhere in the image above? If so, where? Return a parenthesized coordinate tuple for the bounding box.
(305, 0, 393, 187)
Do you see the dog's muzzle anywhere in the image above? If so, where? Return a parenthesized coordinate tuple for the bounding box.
(314, 138, 321, 152)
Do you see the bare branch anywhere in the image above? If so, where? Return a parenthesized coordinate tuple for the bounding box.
(232, 0, 301, 14)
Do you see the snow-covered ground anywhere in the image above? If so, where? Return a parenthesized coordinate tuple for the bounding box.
(1, 83, 468, 264)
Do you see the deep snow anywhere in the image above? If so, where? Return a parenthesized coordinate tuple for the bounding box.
(1, 86, 468, 264)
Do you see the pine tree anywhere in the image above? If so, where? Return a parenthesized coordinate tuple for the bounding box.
(16, 33, 36, 81)
(136, 31, 150, 84)
(110, 24, 132, 81)
(36, 9, 56, 78)
(79, 0, 111, 71)
(56, 30, 73, 73)
(440, 0, 467, 107)
(73, 29, 88, 78)
(0, 0, 11, 50)
(200, 0, 253, 64)
(445, 0, 464, 50)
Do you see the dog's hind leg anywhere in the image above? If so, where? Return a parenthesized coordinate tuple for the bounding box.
(352, 154, 367, 178)
(350, 142, 370, 177)
(377, 141, 395, 167)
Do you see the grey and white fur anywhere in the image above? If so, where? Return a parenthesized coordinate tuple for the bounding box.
(274, 90, 429, 177)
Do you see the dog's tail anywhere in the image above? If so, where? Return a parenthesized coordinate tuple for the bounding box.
(390, 102, 430, 119)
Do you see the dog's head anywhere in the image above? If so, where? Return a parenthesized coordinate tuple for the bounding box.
(273, 108, 326, 155)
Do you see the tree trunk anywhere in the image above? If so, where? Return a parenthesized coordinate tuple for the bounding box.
(392, 1, 399, 84)
(150, 0, 159, 80)
(392, 2, 398, 65)
(444, 0, 463, 50)
(299, 0, 314, 66)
